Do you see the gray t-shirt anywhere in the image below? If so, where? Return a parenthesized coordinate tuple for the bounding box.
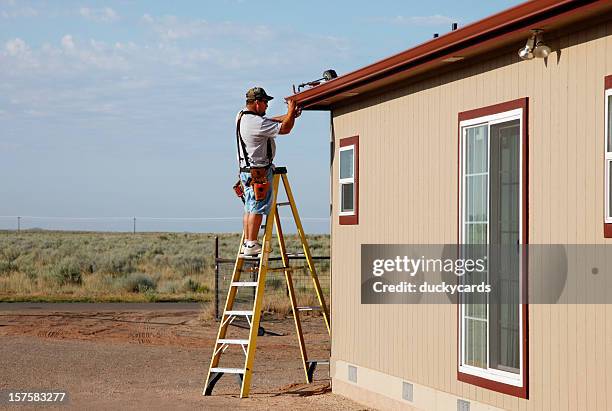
(236, 110, 281, 168)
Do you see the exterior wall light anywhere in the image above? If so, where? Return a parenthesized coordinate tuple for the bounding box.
(518, 29, 551, 60)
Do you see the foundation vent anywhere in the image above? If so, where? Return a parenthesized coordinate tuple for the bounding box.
(457, 399, 470, 411)
(402, 381, 413, 402)
(348, 365, 357, 383)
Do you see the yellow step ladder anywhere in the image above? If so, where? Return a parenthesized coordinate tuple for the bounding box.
(203, 166, 331, 398)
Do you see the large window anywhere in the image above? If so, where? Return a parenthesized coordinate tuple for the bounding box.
(605, 76, 612, 237)
(458, 99, 528, 398)
(339, 136, 359, 225)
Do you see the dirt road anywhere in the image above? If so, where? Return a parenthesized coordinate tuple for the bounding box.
(0, 303, 366, 410)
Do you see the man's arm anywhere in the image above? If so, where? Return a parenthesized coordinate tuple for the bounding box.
(270, 114, 286, 123)
(278, 100, 300, 135)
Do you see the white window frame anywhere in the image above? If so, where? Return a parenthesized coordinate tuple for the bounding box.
(605, 89, 612, 223)
(339, 145, 356, 216)
(458, 108, 524, 387)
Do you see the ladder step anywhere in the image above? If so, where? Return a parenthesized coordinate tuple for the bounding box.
(218, 339, 249, 345)
(296, 306, 321, 311)
(231, 281, 258, 287)
(276, 201, 291, 207)
(210, 367, 245, 374)
(225, 310, 253, 316)
(240, 254, 262, 260)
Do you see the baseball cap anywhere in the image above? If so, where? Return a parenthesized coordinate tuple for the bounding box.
(246, 87, 274, 101)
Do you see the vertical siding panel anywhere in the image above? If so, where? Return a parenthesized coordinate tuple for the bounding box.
(416, 83, 425, 387)
(450, 70, 458, 396)
(540, 35, 553, 410)
(372, 98, 380, 373)
(409, 83, 419, 385)
(547, 30, 563, 411)
(584, 26, 598, 411)
(392, 94, 401, 383)
(566, 29, 579, 411)
(530, 49, 543, 411)
(557, 32, 571, 411)
(575, 28, 589, 411)
(517, 47, 530, 411)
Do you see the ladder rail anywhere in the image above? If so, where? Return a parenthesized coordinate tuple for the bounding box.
(281, 174, 331, 334)
(239, 173, 280, 398)
(273, 209, 311, 383)
(204, 234, 246, 393)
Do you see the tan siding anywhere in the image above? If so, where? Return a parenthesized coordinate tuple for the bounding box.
(330, 18, 612, 411)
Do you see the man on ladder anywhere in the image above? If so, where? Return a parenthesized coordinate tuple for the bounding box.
(204, 88, 329, 398)
(236, 87, 301, 256)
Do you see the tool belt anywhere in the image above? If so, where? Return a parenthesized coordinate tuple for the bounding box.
(247, 167, 270, 201)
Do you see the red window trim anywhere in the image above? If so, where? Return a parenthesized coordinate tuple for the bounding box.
(604, 76, 612, 238)
(339, 136, 359, 225)
(456, 97, 529, 399)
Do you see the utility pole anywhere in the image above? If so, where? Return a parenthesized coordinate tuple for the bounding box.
(17, 216, 20, 232)
(133, 217, 136, 234)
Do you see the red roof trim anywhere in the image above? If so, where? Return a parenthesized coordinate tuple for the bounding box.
(290, 0, 607, 109)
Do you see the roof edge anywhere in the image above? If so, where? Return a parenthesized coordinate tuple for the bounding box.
(288, 0, 602, 109)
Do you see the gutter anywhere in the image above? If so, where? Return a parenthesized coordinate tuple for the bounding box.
(289, 0, 605, 109)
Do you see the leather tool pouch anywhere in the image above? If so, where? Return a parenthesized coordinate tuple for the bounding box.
(250, 167, 269, 201)
(233, 179, 244, 199)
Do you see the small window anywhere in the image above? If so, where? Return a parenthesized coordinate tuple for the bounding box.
(339, 147, 354, 213)
(339, 136, 359, 225)
(604, 76, 612, 237)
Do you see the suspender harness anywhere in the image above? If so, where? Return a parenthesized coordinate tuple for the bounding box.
(236, 110, 273, 171)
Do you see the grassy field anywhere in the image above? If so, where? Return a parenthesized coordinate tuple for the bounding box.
(0, 231, 330, 305)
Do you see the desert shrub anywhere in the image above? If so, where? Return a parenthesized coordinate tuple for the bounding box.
(118, 273, 156, 293)
(48, 257, 82, 285)
(95, 252, 136, 275)
(182, 277, 200, 292)
(197, 284, 210, 293)
(1, 246, 21, 262)
(172, 255, 205, 277)
(0, 261, 12, 275)
(158, 281, 180, 294)
(151, 254, 167, 267)
(146, 245, 165, 258)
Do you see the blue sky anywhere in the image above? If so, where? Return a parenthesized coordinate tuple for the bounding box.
(0, 0, 522, 233)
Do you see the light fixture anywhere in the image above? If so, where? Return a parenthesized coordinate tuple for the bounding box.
(293, 69, 338, 93)
(533, 39, 552, 59)
(518, 29, 551, 60)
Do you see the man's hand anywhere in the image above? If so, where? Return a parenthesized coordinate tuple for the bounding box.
(287, 99, 297, 116)
(287, 99, 302, 118)
(279, 99, 300, 135)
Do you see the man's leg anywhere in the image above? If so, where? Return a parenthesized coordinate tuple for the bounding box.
(246, 213, 263, 242)
(243, 213, 248, 240)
